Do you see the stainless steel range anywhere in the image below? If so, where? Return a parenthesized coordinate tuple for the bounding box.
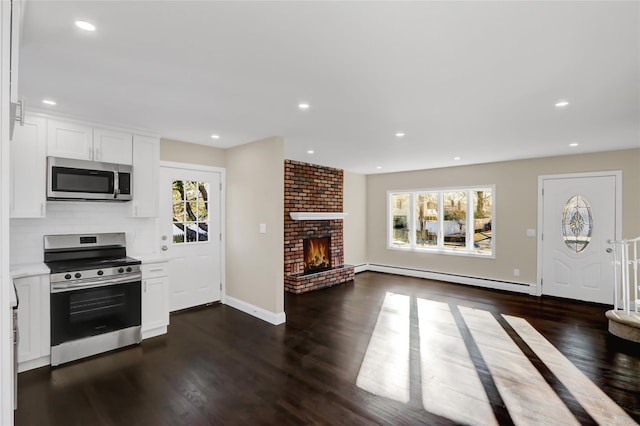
(44, 233, 142, 366)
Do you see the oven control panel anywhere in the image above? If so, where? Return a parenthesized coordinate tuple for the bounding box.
(50, 264, 141, 284)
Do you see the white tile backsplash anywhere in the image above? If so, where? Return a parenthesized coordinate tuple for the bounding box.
(10, 201, 157, 265)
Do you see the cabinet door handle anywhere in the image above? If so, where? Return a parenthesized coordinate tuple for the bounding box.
(95, 147, 100, 161)
(144, 281, 147, 292)
(149, 268, 163, 273)
(40, 203, 44, 216)
(15, 97, 25, 126)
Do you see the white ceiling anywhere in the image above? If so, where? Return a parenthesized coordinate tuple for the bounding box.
(19, 1, 639, 174)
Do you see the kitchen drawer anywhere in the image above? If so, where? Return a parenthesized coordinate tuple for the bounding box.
(141, 262, 168, 279)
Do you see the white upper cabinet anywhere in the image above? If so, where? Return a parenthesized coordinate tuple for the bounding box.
(47, 119, 133, 165)
(10, 115, 46, 218)
(10, 0, 23, 104)
(94, 128, 133, 165)
(131, 134, 159, 217)
(47, 119, 94, 161)
(9, 0, 25, 140)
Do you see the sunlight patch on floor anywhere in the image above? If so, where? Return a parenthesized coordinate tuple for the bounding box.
(355, 294, 635, 425)
(504, 314, 638, 426)
(417, 299, 498, 425)
(459, 306, 580, 426)
(356, 292, 411, 403)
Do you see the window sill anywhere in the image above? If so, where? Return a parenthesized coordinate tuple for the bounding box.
(387, 245, 495, 259)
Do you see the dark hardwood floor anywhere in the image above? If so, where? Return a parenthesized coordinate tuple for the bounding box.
(15, 272, 640, 425)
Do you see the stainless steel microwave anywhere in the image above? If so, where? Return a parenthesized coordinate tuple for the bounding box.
(47, 157, 132, 201)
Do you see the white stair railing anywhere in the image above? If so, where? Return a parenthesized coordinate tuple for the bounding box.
(608, 236, 640, 314)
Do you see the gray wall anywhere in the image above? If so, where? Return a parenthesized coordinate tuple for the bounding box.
(344, 171, 367, 266)
(160, 138, 226, 168)
(366, 149, 640, 284)
(226, 137, 285, 315)
(161, 136, 285, 317)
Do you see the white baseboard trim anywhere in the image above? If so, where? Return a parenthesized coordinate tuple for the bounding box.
(142, 326, 167, 340)
(18, 356, 50, 373)
(354, 264, 369, 273)
(364, 264, 532, 295)
(224, 296, 286, 325)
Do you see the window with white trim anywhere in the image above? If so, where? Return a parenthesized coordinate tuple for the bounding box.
(388, 187, 494, 256)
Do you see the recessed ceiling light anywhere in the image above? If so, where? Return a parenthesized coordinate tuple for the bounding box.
(569, 142, 579, 147)
(555, 100, 569, 107)
(42, 99, 56, 106)
(307, 150, 315, 154)
(298, 103, 310, 110)
(376, 166, 382, 170)
(75, 21, 96, 31)
(453, 157, 461, 161)
(395, 132, 405, 138)
(210, 134, 220, 139)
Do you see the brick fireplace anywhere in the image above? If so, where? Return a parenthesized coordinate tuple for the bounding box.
(284, 160, 355, 294)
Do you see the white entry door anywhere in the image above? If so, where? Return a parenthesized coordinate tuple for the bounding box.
(541, 174, 618, 304)
(160, 165, 222, 311)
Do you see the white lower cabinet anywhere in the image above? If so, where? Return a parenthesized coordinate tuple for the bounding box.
(141, 260, 169, 339)
(14, 274, 50, 372)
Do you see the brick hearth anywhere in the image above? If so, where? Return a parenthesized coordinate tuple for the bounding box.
(284, 160, 354, 293)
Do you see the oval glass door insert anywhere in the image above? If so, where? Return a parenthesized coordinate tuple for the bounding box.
(562, 195, 593, 253)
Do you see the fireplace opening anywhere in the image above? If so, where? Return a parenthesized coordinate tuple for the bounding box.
(303, 236, 331, 274)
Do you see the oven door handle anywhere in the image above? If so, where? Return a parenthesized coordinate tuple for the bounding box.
(51, 273, 142, 293)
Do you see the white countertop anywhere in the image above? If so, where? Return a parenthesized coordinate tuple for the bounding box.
(10, 262, 50, 279)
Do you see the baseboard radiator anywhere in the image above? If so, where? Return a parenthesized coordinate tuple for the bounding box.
(355, 263, 531, 294)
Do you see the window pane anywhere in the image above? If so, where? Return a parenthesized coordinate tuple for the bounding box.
(562, 195, 592, 253)
(198, 223, 209, 242)
(187, 201, 197, 221)
(172, 180, 184, 201)
(392, 194, 411, 246)
(185, 223, 198, 242)
(173, 224, 185, 243)
(416, 193, 438, 247)
(473, 190, 492, 254)
(198, 182, 209, 202)
(172, 202, 185, 222)
(185, 181, 198, 201)
(198, 202, 209, 221)
(443, 191, 467, 249)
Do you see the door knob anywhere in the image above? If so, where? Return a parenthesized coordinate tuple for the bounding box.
(161, 245, 168, 251)
(161, 235, 168, 241)
(605, 248, 613, 253)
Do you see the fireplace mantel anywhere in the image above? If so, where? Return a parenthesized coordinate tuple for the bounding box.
(289, 212, 348, 221)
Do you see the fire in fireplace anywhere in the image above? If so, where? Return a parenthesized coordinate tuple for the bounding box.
(303, 236, 331, 274)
